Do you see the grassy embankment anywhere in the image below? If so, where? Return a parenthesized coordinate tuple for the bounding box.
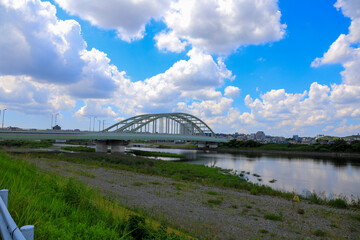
(61, 146, 185, 159)
(12, 151, 360, 210)
(0, 139, 53, 148)
(220, 139, 360, 153)
(128, 149, 185, 159)
(0, 151, 190, 239)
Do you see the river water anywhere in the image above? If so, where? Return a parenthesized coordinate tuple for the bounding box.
(132, 147, 360, 199)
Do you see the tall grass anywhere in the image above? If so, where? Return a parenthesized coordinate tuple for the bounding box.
(0, 140, 53, 148)
(0, 151, 188, 239)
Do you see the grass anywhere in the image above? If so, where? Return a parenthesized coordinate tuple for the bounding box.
(220, 139, 360, 153)
(206, 191, 219, 195)
(207, 199, 223, 205)
(10, 151, 360, 210)
(132, 182, 144, 186)
(0, 151, 189, 239)
(129, 149, 185, 159)
(21, 152, 294, 198)
(61, 146, 95, 152)
(0, 140, 53, 148)
(328, 198, 348, 209)
(313, 229, 327, 237)
(264, 212, 283, 221)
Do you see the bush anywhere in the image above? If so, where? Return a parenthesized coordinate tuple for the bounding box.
(264, 213, 283, 221)
(328, 198, 348, 209)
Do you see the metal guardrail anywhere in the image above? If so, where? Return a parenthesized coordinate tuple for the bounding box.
(0, 189, 34, 240)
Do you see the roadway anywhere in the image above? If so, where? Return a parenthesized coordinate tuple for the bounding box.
(0, 130, 227, 143)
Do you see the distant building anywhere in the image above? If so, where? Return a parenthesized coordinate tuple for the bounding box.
(52, 125, 61, 130)
(293, 135, 299, 141)
(255, 131, 266, 141)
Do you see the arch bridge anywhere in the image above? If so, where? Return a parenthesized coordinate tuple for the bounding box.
(0, 113, 225, 152)
(104, 113, 215, 137)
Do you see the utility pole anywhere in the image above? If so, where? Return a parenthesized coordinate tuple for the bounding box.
(103, 120, 105, 131)
(98, 120, 101, 132)
(54, 113, 59, 126)
(2, 109, 7, 129)
(93, 117, 96, 131)
(51, 114, 53, 128)
(89, 117, 91, 131)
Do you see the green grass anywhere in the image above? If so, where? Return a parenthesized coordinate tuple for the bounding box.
(0, 151, 188, 239)
(313, 229, 327, 237)
(220, 139, 360, 153)
(206, 191, 219, 195)
(132, 182, 144, 186)
(207, 199, 223, 205)
(328, 198, 348, 209)
(0, 140, 53, 148)
(61, 146, 95, 152)
(11, 151, 359, 210)
(264, 213, 283, 221)
(15, 152, 295, 199)
(129, 149, 185, 159)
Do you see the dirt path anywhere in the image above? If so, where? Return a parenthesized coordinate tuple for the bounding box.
(30, 159, 360, 240)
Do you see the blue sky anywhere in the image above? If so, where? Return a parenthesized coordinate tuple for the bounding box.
(0, 0, 360, 137)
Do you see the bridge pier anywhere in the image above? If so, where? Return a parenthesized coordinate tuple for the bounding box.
(95, 140, 129, 153)
(95, 140, 108, 152)
(197, 142, 218, 149)
(110, 140, 128, 153)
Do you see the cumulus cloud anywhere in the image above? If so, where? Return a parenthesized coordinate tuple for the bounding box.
(54, 0, 171, 42)
(0, 75, 75, 114)
(111, 48, 235, 114)
(74, 100, 117, 118)
(224, 86, 240, 98)
(159, 0, 286, 54)
(0, 0, 86, 84)
(154, 30, 187, 53)
(54, 0, 286, 54)
(0, 0, 129, 115)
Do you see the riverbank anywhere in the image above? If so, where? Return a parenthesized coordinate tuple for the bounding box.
(24, 153, 360, 239)
(0, 151, 189, 239)
(216, 147, 360, 159)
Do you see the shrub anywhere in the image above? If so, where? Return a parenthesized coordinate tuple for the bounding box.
(328, 198, 348, 209)
(264, 213, 283, 221)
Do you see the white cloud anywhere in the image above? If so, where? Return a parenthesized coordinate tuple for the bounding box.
(155, 31, 187, 53)
(224, 86, 240, 98)
(74, 100, 117, 118)
(0, 0, 86, 83)
(111, 48, 234, 114)
(54, 0, 171, 42)
(54, 0, 286, 54)
(161, 0, 286, 54)
(0, 0, 130, 114)
(334, 124, 360, 134)
(0, 75, 75, 114)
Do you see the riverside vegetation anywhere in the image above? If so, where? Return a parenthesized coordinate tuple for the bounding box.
(0, 151, 190, 239)
(221, 139, 360, 153)
(60, 146, 185, 158)
(10, 151, 360, 210)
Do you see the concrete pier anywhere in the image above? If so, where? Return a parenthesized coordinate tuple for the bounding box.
(110, 140, 127, 153)
(197, 142, 218, 149)
(95, 140, 129, 153)
(95, 140, 108, 152)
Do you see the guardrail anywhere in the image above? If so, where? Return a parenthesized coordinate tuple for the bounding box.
(0, 189, 34, 240)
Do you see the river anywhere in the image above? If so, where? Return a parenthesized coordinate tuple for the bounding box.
(132, 147, 360, 200)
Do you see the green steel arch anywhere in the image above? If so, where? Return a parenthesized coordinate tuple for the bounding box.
(104, 113, 216, 137)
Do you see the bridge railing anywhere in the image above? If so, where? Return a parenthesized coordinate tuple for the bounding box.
(0, 189, 34, 240)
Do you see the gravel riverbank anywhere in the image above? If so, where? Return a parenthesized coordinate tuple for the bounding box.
(29, 158, 360, 239)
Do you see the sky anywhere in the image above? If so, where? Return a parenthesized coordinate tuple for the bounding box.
(0, 0, 360, 137)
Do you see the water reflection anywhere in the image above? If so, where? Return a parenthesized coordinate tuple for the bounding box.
(131, 147, 360, 198)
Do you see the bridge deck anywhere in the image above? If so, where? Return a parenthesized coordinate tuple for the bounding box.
(0, 130, 226, 143)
